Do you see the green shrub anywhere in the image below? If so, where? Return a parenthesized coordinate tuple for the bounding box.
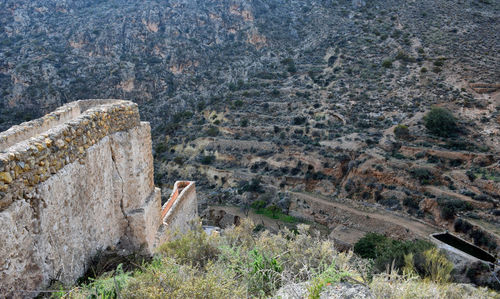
(63, 264, 132, 299)
(247, 248, 283, 295)
(354, 233, 435, 275)
(200, 154, 215, 165)
(454, 218, 473, 233)
(281, 57, 297, 73)
(423, 107, 457, 137)
(157, 224, 220, 267)
(433, 60, 444, 67)
(403, 197, 420, 210)
(238, 177, 264, 193)
(154, 142, 167, 154)
(205, 126, 219, 137)
(250, 199, 267, 210)
(394, 124, 410, 139)
(251, 201, 298, 223)
(395, 51, 415, 63)
(123, 257, 245, 298)
(470, 228, 497, 250)
(410, 168, 434, 185)
(354, 233, 389, 260)
(292, 116, 307, 125)
(173, 110, 193, 123)
(173, 156, 184, 165)
(437, 198, 473, 220)
(382, 59, 393, 68)
(307, 261, 351, 299)
(232, 99, 244, 108)
(59, 221, 494, 299)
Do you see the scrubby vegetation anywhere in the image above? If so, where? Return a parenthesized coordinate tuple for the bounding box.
(53, 222, 497, 298)
(423, 107, 458, 137)
(394, 124, 410, 139)
(250, 200, 297, 223)
(353, 233, 450, 279)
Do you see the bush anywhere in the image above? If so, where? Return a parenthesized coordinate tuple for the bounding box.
(382, 59, 393, 68)
(410, 168, 434, 185)
(421, 248, 453, 283)
(437, 198, 473, 220)
(370, 271, 494, 299)
(157, 224, 220, 267)
(354, 233, 435, 275)
(206, 126, 219, 137)
(423, 107, 458, 137)
(292, 116, 307, 125)
(250, 199, 267, 210)
(454, 218, 473, 233)
(59, 221, 495, 299)
(403, 197, 420, 210)
(281, 57, 297, 73)
(394, 124, 410, 139)
(238, 177, 264, 193)
(200, 154, 216, 165)
(155, 142, 167, 154)
(232, 99, 244, 108)
(470, 229, 497, 250)
(173, 156, 184, 165)
(173, 110, 193, 123)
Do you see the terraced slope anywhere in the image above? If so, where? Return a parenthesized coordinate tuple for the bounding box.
(0, 0, 499, 253)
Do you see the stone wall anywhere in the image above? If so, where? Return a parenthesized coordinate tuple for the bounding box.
(0, 100, 165, 297)
(156, 181, 198, 246)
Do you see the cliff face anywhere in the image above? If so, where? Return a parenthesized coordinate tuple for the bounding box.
(0, 100, 162, 296)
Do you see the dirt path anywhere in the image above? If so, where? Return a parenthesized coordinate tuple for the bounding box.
(290, 191, 441, 240)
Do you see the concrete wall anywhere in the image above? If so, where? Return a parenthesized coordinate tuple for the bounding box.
(0, 100, 162, 297)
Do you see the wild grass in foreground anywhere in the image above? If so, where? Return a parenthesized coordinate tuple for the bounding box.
(53, 220, 498, 298)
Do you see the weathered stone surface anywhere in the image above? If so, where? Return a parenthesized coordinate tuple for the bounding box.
(0, 200, 43, 296)
(275, 282, 373, 299)
(109, 123, 155, 212)
(126, 188, 162, 254)
(156, 181, 198, 246)
(0, 100, 164, 297)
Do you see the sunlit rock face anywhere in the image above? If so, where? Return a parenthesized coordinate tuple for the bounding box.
(0, 100, 161, 297)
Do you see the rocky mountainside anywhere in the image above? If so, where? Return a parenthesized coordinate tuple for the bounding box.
(1, 0, 499, 254)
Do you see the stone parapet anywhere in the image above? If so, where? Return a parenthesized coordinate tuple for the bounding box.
(156, 181, 198, 245)
(0, 100, 162, 297)
(0, 100, 139, 210)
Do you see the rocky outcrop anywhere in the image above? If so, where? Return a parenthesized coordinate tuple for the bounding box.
(0, 100, 166, 297)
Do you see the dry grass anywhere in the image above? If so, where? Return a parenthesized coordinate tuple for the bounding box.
(370, 272, 499, 299)
(54, 219, 499, 299)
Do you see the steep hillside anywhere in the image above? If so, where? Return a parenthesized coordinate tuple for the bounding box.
(0, 0, 499, 253)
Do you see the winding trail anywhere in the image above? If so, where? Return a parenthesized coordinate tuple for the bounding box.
(290, 191, 441, 240)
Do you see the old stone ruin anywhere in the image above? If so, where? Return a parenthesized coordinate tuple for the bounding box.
(0, 99, 197, 297)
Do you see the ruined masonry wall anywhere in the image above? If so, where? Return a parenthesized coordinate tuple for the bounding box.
(0, 100, 161, 296)
(156, 181, 198, 246)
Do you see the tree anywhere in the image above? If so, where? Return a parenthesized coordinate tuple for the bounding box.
(423, 107, 457, 137)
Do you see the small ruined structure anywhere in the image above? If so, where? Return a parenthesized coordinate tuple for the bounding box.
(0, 100, 197, 297)
(431, 232, 499, 286)
(156, 180, 198, 246)
(469, 83, 500, 94)
(431, 232, 497, 265)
